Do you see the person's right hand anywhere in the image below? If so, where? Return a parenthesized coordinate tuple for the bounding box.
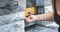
(26, 15, 39, 22)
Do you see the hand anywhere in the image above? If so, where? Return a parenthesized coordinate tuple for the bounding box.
(26, 15, 39, 22)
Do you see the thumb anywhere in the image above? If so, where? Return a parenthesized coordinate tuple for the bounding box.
(28, 15, 33, 20)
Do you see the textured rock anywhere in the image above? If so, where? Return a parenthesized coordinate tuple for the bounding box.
(25, 25, 58, 32)
(0, 20, 24, 32)
(0, 0, 26, 32)
(0, 0, 26, 16)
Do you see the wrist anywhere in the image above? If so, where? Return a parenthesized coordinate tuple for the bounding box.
(35, 15, 40, 21)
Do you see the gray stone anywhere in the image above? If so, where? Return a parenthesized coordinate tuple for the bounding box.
(0, 0, 26, 32)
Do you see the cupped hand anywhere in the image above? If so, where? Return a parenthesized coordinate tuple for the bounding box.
(26, 15, 39, 22)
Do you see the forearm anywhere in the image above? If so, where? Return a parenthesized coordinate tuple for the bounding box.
(37, 12, 54, 21)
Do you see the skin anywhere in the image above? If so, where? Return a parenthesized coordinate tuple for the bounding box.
(56, 0, 60, 16)
(26, 0, 60, 22)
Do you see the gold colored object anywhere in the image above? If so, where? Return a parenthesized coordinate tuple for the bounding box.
(25, 7, 37, 16)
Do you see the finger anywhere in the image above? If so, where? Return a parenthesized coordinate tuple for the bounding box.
(26, 17, 32, 22)
(28, 15, 33, 19)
